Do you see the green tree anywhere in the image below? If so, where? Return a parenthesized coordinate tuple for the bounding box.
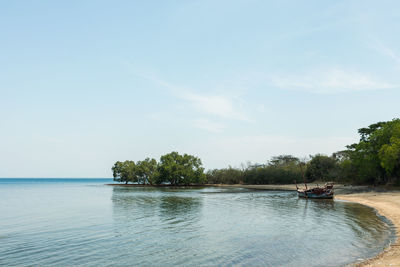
(206, 167, 244, 184)
(305, 154, 337, 182)
(346, 119, 400, 184)
(269, 155, 300, 168)
(136, 158, 159, 185)
(158, 152, 205, 185)
(378, 121, 400, 182)
(112, 160, 138, 184)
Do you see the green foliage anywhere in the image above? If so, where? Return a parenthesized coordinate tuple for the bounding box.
(112, 160, 138, 184)
(112, 119, 400, 186)
(305, 154, 337, 182)
(345, 118, 400, 184)
(136, 158, 158, 185)
(112, 152, 205, 185)
(269, 155, 300, 169)
(158, 152, 205, 185)
(206, 167, 244, 184)
(206, 155, 304, 185)
(378, 123, 400, 177)
(244, 166, 303, 184)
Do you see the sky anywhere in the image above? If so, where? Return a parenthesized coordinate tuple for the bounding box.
(1, 0, 399, 177)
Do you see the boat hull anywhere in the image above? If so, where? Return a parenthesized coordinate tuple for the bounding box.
(297, 190, 334, 199)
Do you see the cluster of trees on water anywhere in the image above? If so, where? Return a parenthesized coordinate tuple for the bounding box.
(113, 118, 400, 186)
(112, 152, 205, 185)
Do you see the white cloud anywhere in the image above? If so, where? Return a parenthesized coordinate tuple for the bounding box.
(270, 69, 396, 93)
(180, 91, 247, 121)
(132, 69, 248, 121)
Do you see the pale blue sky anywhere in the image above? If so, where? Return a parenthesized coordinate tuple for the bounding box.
(1, 0, 399, 177)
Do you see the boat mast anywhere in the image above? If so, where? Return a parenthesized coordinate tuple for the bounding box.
(299, 162, 307, 190)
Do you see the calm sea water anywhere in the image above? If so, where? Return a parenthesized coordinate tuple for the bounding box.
(0, 179, 394, 267)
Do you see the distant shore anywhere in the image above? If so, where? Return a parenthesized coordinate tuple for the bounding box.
(106, 184, 210, 187)
(108, 182, 396, 195)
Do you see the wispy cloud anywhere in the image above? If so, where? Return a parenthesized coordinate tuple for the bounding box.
(193, 118, 226, 133)
(179, 92, 247, 120)
(270, 69, 396, 93)
(132, 69, 248, 121)
(369, 39, 400, 66)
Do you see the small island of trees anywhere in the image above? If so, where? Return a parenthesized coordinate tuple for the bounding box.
(112, 118, 400, 186)
(112, 152, 205, 185)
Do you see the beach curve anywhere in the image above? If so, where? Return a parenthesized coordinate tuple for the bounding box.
(335, 193, 400, 266)
(215, 184, 400, 266)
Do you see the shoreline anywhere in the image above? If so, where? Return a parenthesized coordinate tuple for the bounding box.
(335, 192, 400, 266)
(107, 183, 387, 195)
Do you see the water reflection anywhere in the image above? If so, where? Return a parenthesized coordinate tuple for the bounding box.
(295, 197, 392, 252)
(108, 187, 392, 267)
(342, 203, 391, 246)
(111, 187, 203, 230)
(0, 182, 394, 267)
(159, 196, 202, 222)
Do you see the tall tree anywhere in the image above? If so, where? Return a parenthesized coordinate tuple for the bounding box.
(305, 154, 337, 181)
(136, 158, 158, 185)
(347, 118, 400, 184)
(112, 160, 138, 184)
(158, 152, 205, 185)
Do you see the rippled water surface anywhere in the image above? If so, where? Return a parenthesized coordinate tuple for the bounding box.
(0, 179, 394, 266)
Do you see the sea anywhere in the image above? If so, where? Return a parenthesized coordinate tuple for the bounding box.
(0, 178, 394, 266)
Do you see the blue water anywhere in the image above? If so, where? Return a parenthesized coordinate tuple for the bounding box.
(0, 178, 114, 184)
(0, 179, 394, 266)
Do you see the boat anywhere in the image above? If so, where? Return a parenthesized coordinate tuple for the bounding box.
(295, 182, 334, 199)
(294, 163, 334, 199)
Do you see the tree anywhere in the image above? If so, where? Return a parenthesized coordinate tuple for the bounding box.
(112, 160, 138, 184)
(136, 158, 159, 185)
(377, 120, 400, 182)
(269, 155, 300, 167)
(305, 154, 337, 182)
(158, 152, 205, 185)
(112, 161, 124, 183)
(346, 118, 400, 184)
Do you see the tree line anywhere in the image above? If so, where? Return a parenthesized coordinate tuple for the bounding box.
(113, 118, 400, 186)
(112, 152, 205, 185)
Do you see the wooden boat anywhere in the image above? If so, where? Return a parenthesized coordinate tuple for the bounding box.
(296, 182, 334, 199)
(295, 163, 334, 199)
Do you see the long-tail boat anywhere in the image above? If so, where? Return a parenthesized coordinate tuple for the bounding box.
(295, 163, 334, 199)
(295, 181, 334, 199)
